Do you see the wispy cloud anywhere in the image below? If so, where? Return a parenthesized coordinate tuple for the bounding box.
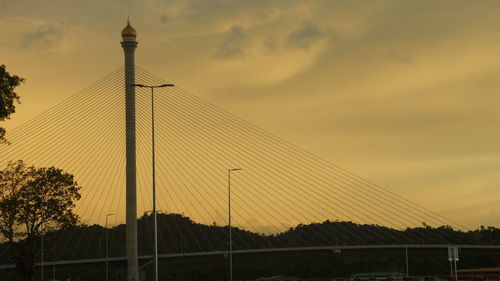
(214, 25, 246, 59)
(286, 22, 334, 49)
(1, 17, 95, 54)
(21, 23, 65, 49)
(386, 49, 413, 64)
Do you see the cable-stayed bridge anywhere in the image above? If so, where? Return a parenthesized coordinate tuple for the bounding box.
(0, 24, 499, 280)
(0, 65, 498, 274)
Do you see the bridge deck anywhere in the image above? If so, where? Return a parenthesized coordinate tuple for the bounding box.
(1, 244, 499, 270)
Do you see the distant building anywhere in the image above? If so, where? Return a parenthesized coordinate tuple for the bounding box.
(254, 276, 338, 281)
(255, 276, 304, 281)
(457, 267, 500, 280)
(350, 272, 406, 281)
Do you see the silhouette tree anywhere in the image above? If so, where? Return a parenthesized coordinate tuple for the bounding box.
(0, 64, 24, 144)
(0, 160, 81, 280)
(0, 160, 29, 242)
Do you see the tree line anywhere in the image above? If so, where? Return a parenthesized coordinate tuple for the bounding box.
(1, 211, 499, 265)
(1, 211, 499, 281)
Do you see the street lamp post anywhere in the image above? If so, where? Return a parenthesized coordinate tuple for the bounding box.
(39, 188, 45, 281)
(131, 83, 174, 281)
(52, 246, 56, 281)
(228, 168, 242, 281)
(106, 213, 116, 281)
(41, 220, 44, 281)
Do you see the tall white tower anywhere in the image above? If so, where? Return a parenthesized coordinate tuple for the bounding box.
(121, 20, 139, 281)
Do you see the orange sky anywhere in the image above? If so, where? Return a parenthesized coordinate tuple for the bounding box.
(1, 0, 499, 229)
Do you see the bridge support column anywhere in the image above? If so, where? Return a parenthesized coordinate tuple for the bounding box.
(405, 247, 409, 277)
(121, 20, 139, 281)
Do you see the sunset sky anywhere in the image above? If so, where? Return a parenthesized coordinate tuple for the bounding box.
(1, 0, 500, 228)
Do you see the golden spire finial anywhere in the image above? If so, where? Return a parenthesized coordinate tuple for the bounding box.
(121, 17, 137, 38)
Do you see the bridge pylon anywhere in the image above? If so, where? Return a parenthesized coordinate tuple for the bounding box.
(121, 19, 139, 281)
